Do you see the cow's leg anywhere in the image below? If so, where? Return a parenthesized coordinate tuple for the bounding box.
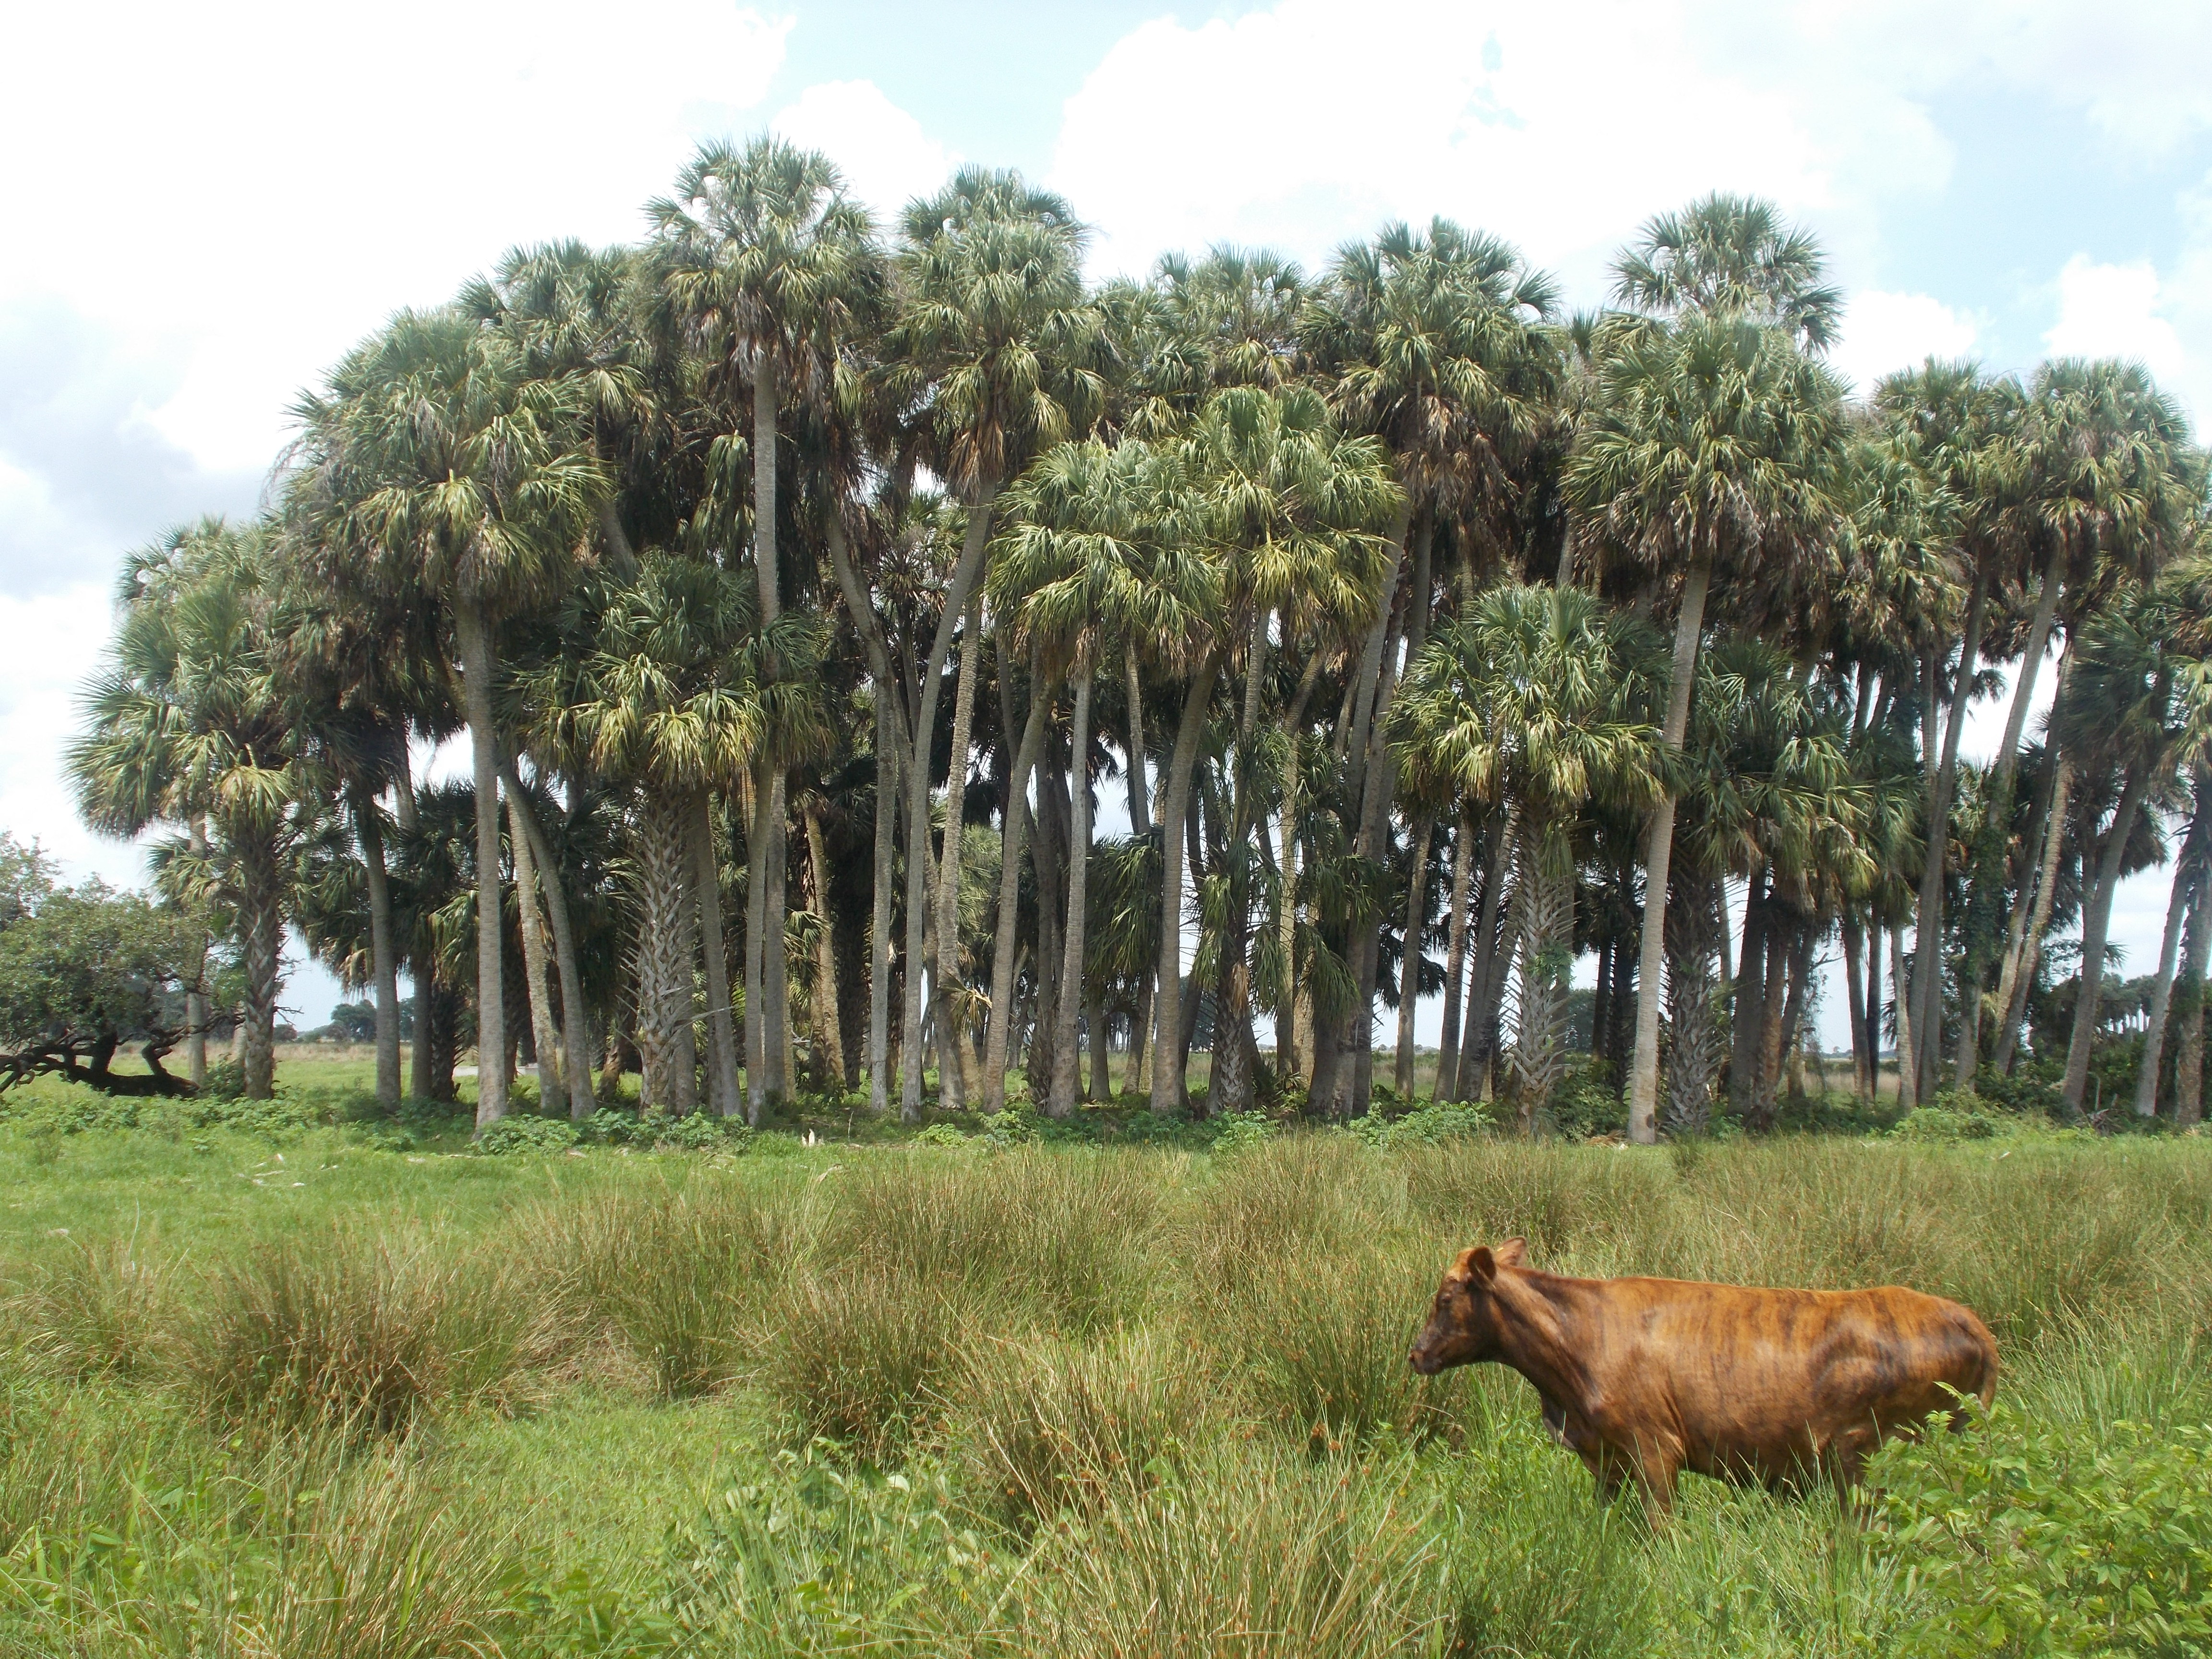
(1632, 1451, 1680, 1524)
(1590, 1456, 1630, 1506)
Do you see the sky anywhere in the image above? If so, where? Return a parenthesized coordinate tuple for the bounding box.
(3, 0, 2209, 1043)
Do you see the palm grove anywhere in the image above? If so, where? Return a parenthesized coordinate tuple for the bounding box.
(43, 139, 2212, 1142)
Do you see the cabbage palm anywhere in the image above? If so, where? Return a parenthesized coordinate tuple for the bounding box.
(1300, 217, 1561, 1110)
(1565, 308, 1845, 1142)
(653, 137, 883, 1117)
(71, 520, 307, 1099)
(1609, 192, 1843, 352)
(292, 310, 604, 1127)
(1393, 584, 1665, 1128)
(1181, 384, 1398, 1110)
(879, 168, 1106, 1118)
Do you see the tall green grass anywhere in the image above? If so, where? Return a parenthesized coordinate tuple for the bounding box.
(3, 1128, 2207, 1658)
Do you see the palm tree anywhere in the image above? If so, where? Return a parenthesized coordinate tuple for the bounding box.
(652, 136, 884, 1118)
(2055, 579, 2212, 1111)
(71, 520, 308, 1099)
(1608, 192, 1844, 352)
(1300, 218, 1561, 1112)
(293, 310, 605, 1127)
(1178, 383, 1398, 1111)
(879, 167, 1105, 1119)
(990, 440, 1160, 1117)
(1392, 584, 1665, 1128)
(1565, 304, 1846, 1142)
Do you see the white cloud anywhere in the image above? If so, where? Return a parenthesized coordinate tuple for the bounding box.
(2044, 254, 2189, 379)
(2, 3, 795, 481)
(0, 586, 127, 885)
(1048, 0, 1952, 294)
(1830, 291, 1982, 397)
(772, 80, 958, 228)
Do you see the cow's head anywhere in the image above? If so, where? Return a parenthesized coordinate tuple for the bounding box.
(1408, 1238, 1527, 1375)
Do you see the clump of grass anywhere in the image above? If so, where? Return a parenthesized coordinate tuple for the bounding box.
(1001, 1441, 1449, 1659)
(818, 1149, 1160, 1333)
(186, 1224, 571, 1438)
(547, 1176, 805, 1397)
(760, 1265, 971, 1461)
(1220, 1240, 1463, 1451)
(8, 1442, 522, 1659)
(1181, 1134, 1405, 1297)
(951, 1327, 1213, 1525)
(8, 1227, 179, 1382)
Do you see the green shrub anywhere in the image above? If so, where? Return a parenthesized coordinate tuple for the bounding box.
(820, 1151, 1157, 1332)
(474, 1113, 580, 1156)
(1873, 1402, 2212, 1657)
(1890, 1104, 2002, 1142)
(950, 1328, 1211, 1525)
(669, 1446, 989, 1652)
(649, 1110, 752, 1153)
(1208, 1108, 1279, 1157)
(1345, 1099, 1492, 1150)
(913, 1123, 971, 1148)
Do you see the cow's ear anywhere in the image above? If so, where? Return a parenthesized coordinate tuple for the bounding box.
(1493, 1238, 1528, 1269)
(1468, 1246, 1498, 1285)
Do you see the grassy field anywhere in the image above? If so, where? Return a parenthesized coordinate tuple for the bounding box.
(0, 1060, 2207, 1657)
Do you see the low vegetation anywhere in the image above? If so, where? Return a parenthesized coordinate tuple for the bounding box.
(1, 1065, 2206, 1657)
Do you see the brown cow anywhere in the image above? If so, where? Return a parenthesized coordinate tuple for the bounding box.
(1408, 1238, 1997, 1515)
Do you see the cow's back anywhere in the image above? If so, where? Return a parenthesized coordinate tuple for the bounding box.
(1578, 1277, 1996, 1480)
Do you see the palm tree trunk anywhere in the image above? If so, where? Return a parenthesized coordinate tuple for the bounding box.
(352, 790, 402, 1110)
(451, 598, 509, 1129)
(1029, 746, 1068, 1102)
(634, 792, 696, 1114)
(1047, 663, 1095, 1119)
(900, 483, 1001, 1119)
(868, 697, 898, 1114)
(394, 769, 435, 1110)
(2131, 790, 2206, 1117)
(1124, 649, 1154, 1094)
(800, 800, 846, 1091)
(694, 792, 743, 1117)
(1150, 656, 1220, 1115)
(1731, 864, 1770, 1119)
(1460, 807, 1515, 1103)
(1914, 574, 1989, 1096)
(1994, 744, 2073, 1074)
(1890, 925, 1917, 1111)
(501, 761, 596, 1120)
(505, 788, 560, 1110)
(237, 831, 282, 1101)
(1663, 871, 1721, 1133)
(1086, 989, 1110, 1101)
(1841, 912, 1872, 1100)
(744, 762, 770, 1123)
(765, 774, 793, 1101)
(2063, 765, 2152, 1113)
(1434, 809, 1475, 1102)
(2173, 793, 2212, 1127)
(1395, 814, 1435, 1096)
(1627, 550, 1712, 1143)
(984, 679, 1047, 1113)
(932, 591, 987, 1109)
(1509, 821, 1572, 1130)
(186, 817, 210, 1091)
